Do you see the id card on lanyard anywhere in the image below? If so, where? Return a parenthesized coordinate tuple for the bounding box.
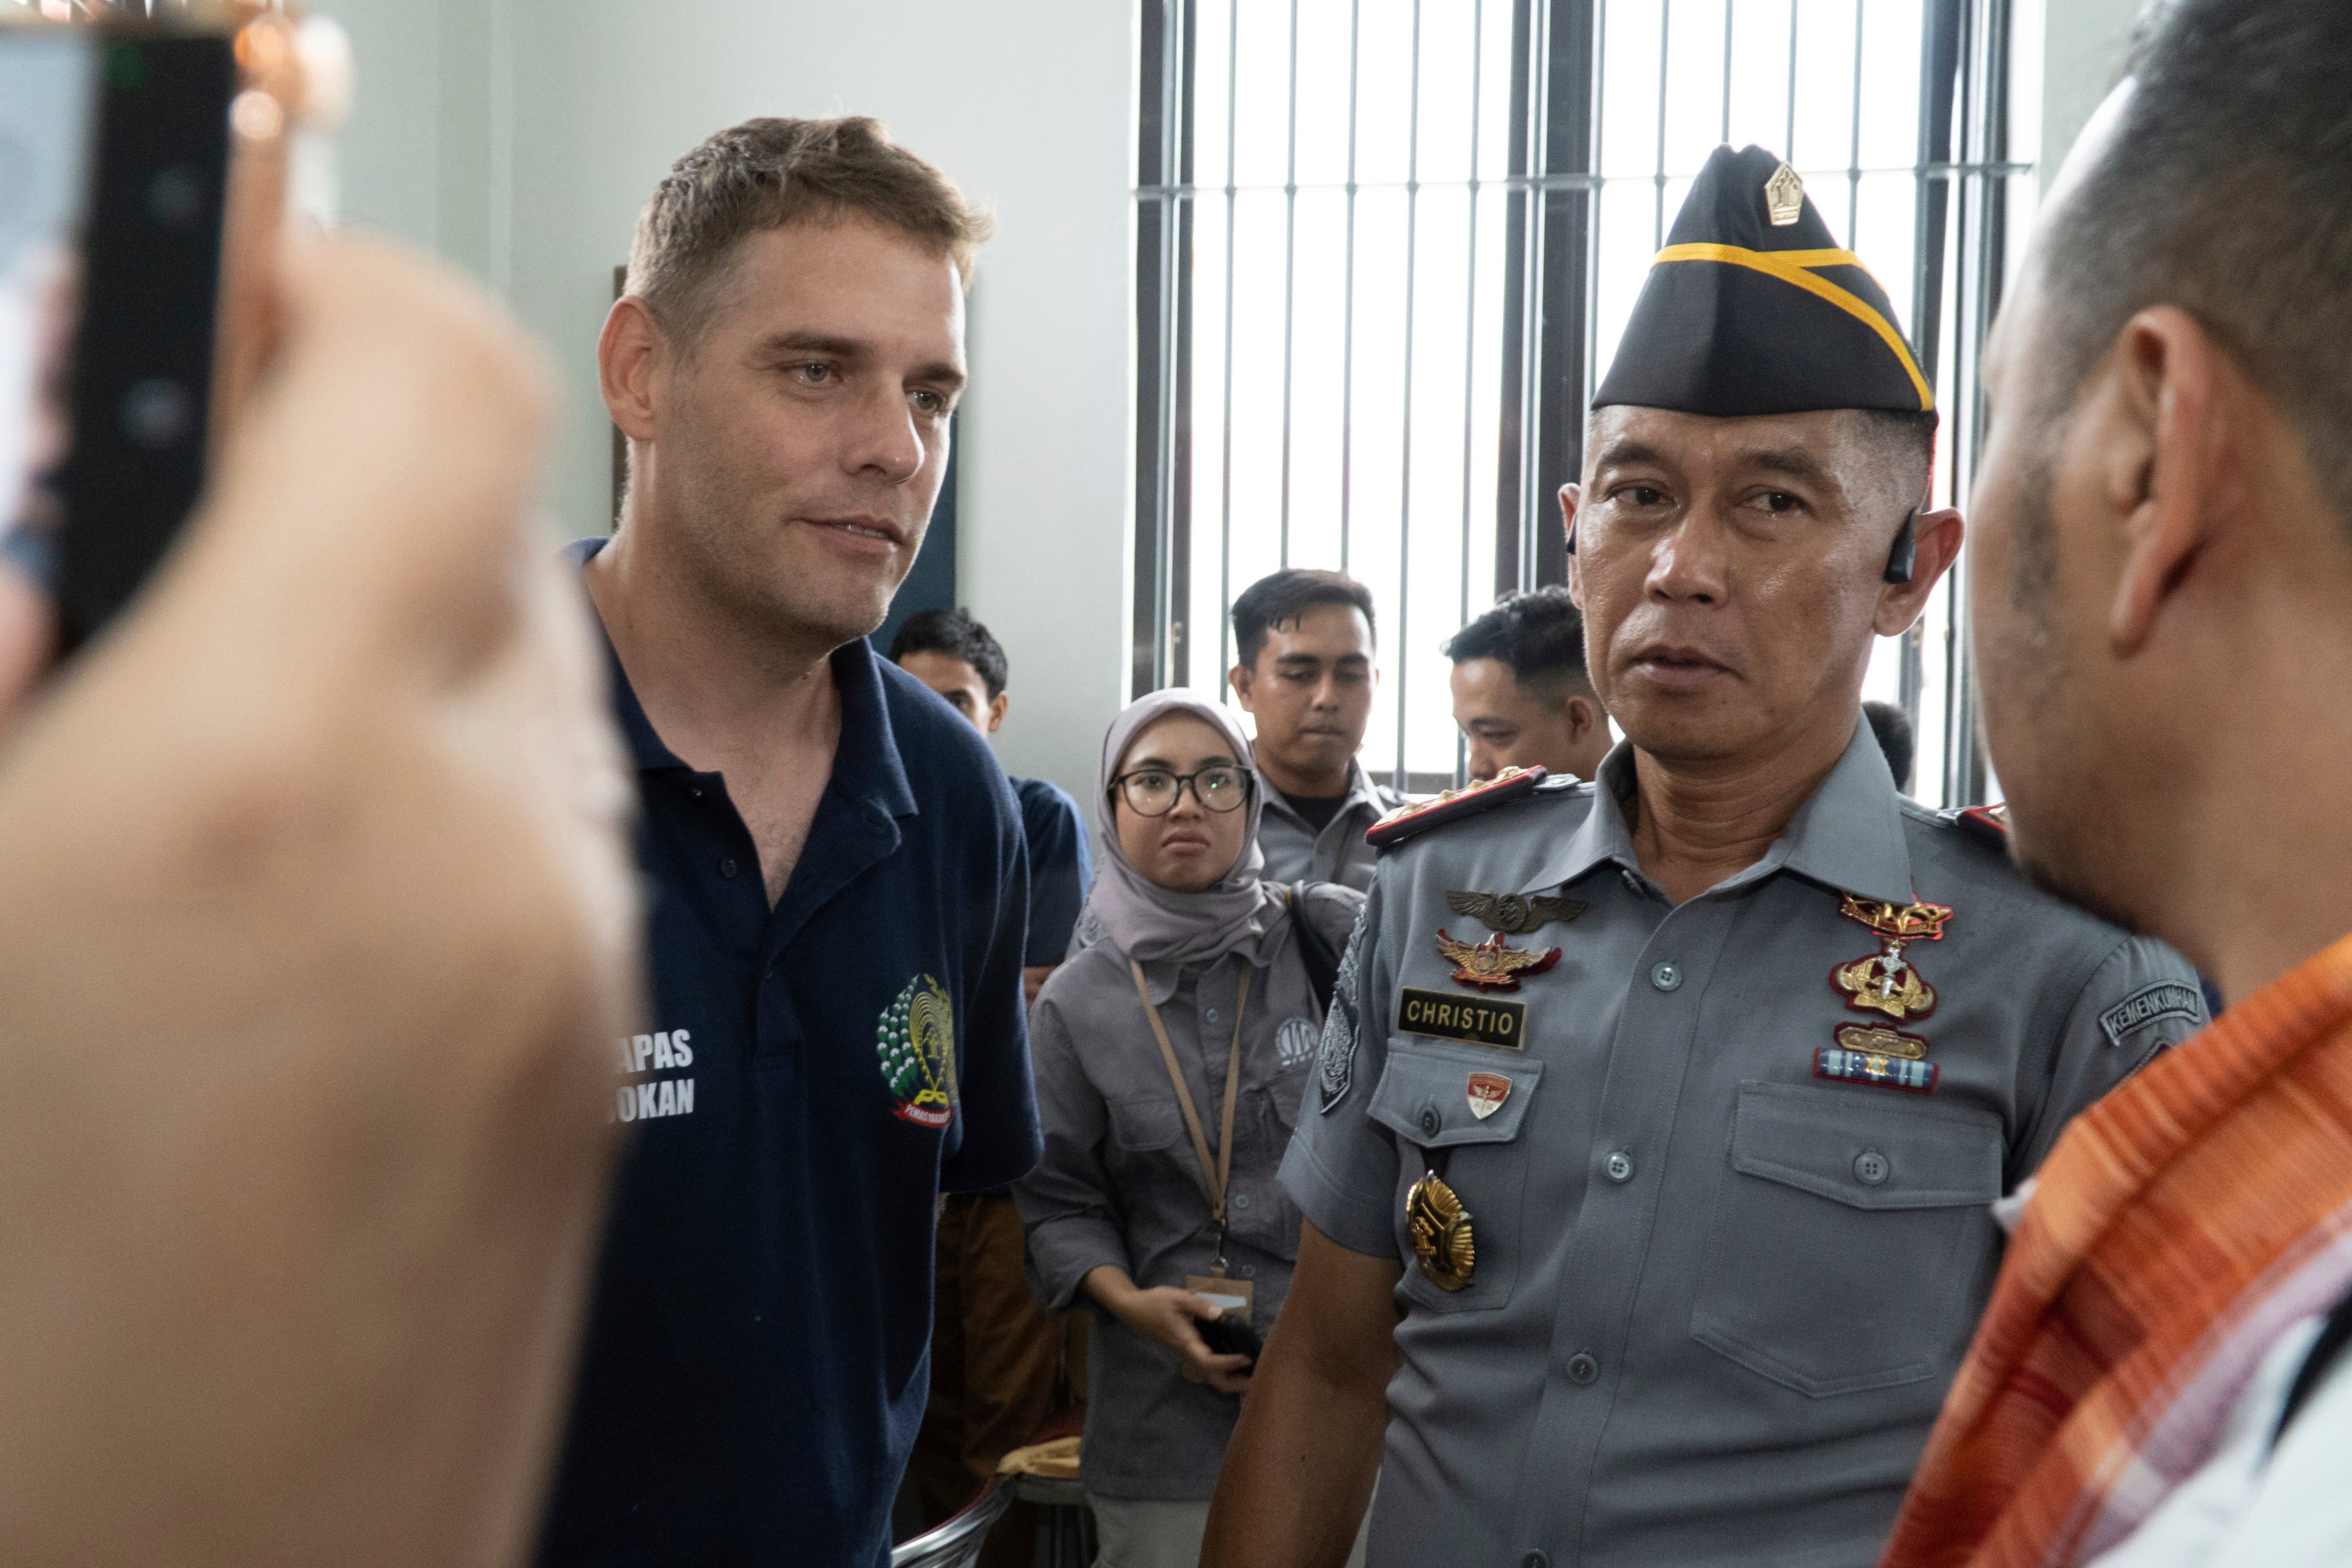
(1131, 959, 1255, 1326)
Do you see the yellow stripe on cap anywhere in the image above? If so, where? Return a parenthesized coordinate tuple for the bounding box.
(1653, 242, 1934, 411)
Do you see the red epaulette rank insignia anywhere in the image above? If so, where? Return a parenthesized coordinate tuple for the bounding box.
(1955, 803, 2010, 852)
(1365, 766, 1548, 852)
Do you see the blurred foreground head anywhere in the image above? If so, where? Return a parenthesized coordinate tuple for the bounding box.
(0, 236, 640, 1568)
(1969, 0, 2352, 991)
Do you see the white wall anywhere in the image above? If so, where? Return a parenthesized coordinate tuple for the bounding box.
(325, 0, 1135, 804)
(2040, 0, 2148, 197)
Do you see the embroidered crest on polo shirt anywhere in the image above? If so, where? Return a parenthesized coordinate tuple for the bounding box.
(876, 974, 958, 1129)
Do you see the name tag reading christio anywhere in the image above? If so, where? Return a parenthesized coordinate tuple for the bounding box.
(1398, 987, 1526, 1049)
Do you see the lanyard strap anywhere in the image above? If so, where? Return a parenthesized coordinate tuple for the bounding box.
(1130, 958, 1251, 1226)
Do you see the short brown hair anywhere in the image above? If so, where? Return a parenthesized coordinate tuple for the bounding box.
(626, 116, 989, 352)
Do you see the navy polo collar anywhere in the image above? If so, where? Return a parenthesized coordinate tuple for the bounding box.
(1520, 719, 1913, 906)
(566, 537, 917, 823)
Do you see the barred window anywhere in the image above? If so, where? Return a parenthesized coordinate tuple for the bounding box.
(1133, 0, 2033, 803)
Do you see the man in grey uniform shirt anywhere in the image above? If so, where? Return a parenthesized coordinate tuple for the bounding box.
(1229, 569, 1402, 892)
(1201, 147, 2205, 1568)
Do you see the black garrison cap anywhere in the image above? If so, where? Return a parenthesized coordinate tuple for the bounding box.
(1591, 143, 1933, 417)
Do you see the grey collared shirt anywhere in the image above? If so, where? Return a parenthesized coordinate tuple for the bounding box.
(1282, 728, 2205, 1568)
(1015, 884, 1365, 1500)
(1255, 760, 1403, 893)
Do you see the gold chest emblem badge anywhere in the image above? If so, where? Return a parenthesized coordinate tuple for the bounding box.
(1435, 929, 1562, 992)
(1828, 896, 1952, 1023)
(1405, 1170, 1476, 1291)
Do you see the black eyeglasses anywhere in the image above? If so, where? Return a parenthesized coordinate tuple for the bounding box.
(1109, 764, 1252, 818)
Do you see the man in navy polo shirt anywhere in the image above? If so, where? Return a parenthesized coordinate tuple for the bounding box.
(536, 117, 1041, 1568)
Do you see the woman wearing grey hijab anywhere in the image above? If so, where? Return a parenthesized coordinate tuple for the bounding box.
(1014, 689, 1365, 1568)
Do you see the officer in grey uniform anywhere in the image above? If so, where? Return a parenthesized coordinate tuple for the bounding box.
(1199, 145, 2208, 1568)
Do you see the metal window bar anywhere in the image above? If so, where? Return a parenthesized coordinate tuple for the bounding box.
(1133, 0, 2022, 799)
(1216, 0, 1239, 691)
(1390, 0, 1421, 794)
(1279, 0, 1300, 568)
(1454, 0, 1487, 788)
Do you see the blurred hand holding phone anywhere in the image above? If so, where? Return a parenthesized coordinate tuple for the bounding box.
(0, 10, 646, 1567)
(0, 0, 350, 683)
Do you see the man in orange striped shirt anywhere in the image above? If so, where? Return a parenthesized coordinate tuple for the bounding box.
(1879, 3, 2352, 1565)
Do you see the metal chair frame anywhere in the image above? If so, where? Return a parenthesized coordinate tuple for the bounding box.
(889, 1474, 1015, 1568)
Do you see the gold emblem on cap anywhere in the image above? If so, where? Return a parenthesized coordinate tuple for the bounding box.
(1405, 1171, 1475, 1291)
(1765, 161, 1805, 226)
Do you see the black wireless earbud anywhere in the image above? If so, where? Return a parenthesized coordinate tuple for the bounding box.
(1883, 509, 1917, 585)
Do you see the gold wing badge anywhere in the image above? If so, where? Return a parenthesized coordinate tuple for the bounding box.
(1435, 929, 1562, 992)
(1406, 1171, 1475, 1291)
(1445, 889, 1586, 934)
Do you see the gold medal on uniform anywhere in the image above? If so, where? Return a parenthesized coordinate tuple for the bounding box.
(1402, 1170, 1477, 1297)
(1405, 1170, 1475, 1291)
(1828, 895, 1952, 1022)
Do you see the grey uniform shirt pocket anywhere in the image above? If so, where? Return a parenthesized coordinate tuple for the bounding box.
(1106, 1093, 1186, 1154)
(1691, 1080, 2003, 1397)
(1367, 1035, 1544, 1313)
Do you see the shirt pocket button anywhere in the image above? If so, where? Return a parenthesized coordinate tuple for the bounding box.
(1855, 1149, 1890, 1186)
(1419, 1106, 1440, 1137)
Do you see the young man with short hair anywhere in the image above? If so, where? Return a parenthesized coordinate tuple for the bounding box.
(892, 607, 1090, 1003)
(1443, 585, 1614, 784)
(891, 607, 1088, 1568)
(1226, 569, 1400, 892)
(543, 117, 1041, 1568)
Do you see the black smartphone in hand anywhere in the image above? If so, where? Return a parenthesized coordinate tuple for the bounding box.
(1196, 1309, 1263, 1363)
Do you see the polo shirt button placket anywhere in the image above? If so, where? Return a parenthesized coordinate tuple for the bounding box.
(718, 857, 739, 880)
